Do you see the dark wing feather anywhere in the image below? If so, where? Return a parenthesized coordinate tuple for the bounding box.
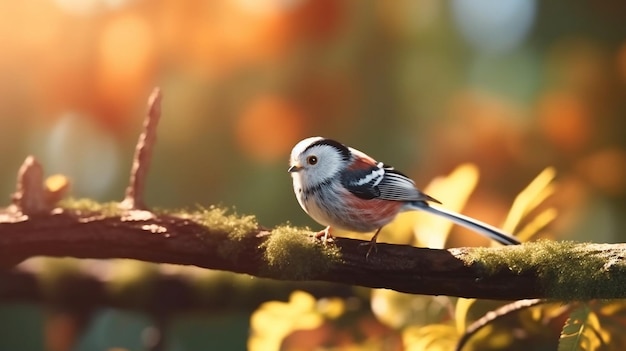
(378, 169, 441, 203)
(342, 166, 383, 200)
(342, 164, 440, 203)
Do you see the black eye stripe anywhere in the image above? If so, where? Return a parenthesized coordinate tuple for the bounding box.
(303, 139, 351, 161)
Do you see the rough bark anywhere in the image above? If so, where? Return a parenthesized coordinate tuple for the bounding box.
(1, 209, 626, 300)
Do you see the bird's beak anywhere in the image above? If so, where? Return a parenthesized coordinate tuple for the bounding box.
(288, 165, 301, 173)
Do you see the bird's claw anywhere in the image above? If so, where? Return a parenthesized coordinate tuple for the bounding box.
(362, 228, 382, 260)
(360, 241, 378, 260)
(315, 227, 334, 244)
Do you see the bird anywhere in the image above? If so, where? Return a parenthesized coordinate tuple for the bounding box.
(288, 136, 520, 256)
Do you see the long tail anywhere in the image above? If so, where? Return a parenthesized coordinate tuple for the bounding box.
(412, 202, 521, 245)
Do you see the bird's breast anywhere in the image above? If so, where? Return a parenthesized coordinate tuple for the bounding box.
(304, 188, 403, 232)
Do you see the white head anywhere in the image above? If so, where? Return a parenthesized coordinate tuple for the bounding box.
(288, 137, 352, 189)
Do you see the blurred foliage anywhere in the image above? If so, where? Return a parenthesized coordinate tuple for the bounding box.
(558, 305, 605, 351)
(248, 290, 341, 350)
(502, 167, 556, 242)
(3, 0, 626, 350)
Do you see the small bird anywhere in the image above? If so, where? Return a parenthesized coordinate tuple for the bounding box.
(288, 137, 520, 256)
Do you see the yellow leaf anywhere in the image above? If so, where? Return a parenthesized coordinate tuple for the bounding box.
(248, 291, 329, 351)
(454, 298, 477, 334)
(403, 324, 458, 351)
(515, 207, 558, 242)
(317, 297, 345, 319)
(558, 305, 606, 351)
(598, 299, 626, 316)
(502, 167, 556, 234)
(371, 289, 451, 329)
(289, 290, 317, 312)
(45, 174, 70, 193)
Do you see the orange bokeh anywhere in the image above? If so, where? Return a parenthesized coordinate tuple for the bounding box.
(537, 91, 592, 153)
(288, 0, 345, 41)
(156, 0, 345, 77)
(577, 148, 626, 195)
(437, 91, 525, 173)
(0, 2, 62, 57)
(161, 0, 293, 76)
(94, 11, 156, 125)
(236, 94, 305, 162)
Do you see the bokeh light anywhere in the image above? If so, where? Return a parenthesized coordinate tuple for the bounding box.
(576, 149, 626, 196)
(95, 12, 156, 118)
(236, 94, 305, 163)
(52, 0, 129, 15)
(537, 91, 592, 154)
(39, 113, 121, 198)
(451, 0, 536, 54)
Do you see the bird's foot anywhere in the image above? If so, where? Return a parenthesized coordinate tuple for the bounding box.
(365, 240, 378, 260)
(360, 228, 382, 260)
(315, 227, 334, 244)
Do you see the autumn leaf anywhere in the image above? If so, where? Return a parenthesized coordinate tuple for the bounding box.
(558, 305, 605, 351)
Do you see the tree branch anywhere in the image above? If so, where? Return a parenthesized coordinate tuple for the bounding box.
(120, 87, 162, 210)
(0, 207, 625, 300)
(2, 88, 625, 302)
(455, 299, 547, 351)
(0, 256, 357, 313)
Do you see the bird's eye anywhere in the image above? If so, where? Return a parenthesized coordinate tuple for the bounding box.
(307, 156, 318, 165)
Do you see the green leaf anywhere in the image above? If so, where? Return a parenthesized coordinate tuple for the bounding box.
(558, 305, 605, 351)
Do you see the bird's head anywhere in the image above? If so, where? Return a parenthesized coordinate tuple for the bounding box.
(288, 137, 351, 188)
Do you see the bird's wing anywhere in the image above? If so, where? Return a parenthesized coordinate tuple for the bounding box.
(341, 164, 383, 200)
(342, 158, 439, 203)
(377, 168, 439, 203)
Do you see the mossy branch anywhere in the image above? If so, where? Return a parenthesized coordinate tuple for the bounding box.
(1, 204, 626, 300)
(2, 88, 625, 302)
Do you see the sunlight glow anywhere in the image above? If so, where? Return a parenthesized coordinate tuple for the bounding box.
(51, 0, 129, 15)
(233, 0, 305, 14)
(95, 13, 155, 107)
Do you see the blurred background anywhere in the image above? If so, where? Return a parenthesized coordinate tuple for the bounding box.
(1, 0, 626, 350)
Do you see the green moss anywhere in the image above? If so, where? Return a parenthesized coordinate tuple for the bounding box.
(190, 206, 258, 241)
(175, 206, 259, 261)
(62, 200, 258, 242)
(261, 225, 342, 280)
(459, 240, 626, 300)
(63, 200, 260, 261)
(59, 200, 342, 280)
(59, 198, 123, 217)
